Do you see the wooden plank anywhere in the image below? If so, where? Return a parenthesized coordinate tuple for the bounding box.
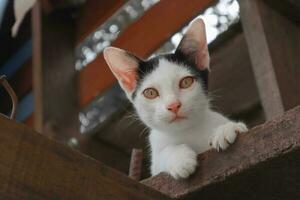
(76, 0, 126, 43)
(31, 2, 43, 132)
(22, 114, 131, 174)
(263, 0, 300, 24)
(97, 26, 263, 154)
(0, 116, 169, 200)
(208, 24, 260, 116)
(142, 105, 300, 199)
(32, 2, 79, 139)
(239, 0, 300, 120)
(79, 0, 215, 106)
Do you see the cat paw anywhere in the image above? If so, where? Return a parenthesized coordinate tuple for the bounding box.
(165, 144, 197, 179)
(210, 122, 248, 151)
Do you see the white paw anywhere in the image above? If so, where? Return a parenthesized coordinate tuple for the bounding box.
(165, 144, 197, 179)
(211, 122, 248, 151)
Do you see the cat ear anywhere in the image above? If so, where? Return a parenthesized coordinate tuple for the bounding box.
(175, 18, 210, 70)
(103, 47, 141, 95)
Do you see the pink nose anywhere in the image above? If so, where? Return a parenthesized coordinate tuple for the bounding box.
(166, 101, 182, 113)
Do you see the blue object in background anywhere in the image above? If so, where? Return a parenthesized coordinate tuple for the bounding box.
(0, 0, 8, 28)
(15, 92, 33, 122)
(0, 39, 32, 78)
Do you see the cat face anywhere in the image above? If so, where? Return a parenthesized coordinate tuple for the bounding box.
(104, 18, 210, 133)
(132, 57, 209, 132)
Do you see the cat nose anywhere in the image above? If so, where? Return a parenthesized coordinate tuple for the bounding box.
(166, 101, 182, 113)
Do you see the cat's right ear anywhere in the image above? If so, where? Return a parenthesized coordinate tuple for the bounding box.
(103, 47, 141, 97)
(175, 18, 210, 70)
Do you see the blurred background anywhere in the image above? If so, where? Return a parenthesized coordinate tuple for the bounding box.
(0, 0, 299, 177)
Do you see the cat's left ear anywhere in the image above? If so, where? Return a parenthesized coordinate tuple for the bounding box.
(175, 18, 210, 70)
(103, 47, 141, 97)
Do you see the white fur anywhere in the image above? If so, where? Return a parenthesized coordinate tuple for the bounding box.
(132, 59, 248, 179)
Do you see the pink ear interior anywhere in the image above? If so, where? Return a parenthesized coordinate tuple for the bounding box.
(177, 18, 210, 70)
(111, 66, 137, 92)
(103, 47, 139, 93)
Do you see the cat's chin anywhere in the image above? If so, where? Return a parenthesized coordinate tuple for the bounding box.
(149, 118, 193, 134)
(169, 115, 187, 124)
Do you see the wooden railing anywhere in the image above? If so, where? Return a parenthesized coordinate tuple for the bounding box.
(0, 105, 299, 199)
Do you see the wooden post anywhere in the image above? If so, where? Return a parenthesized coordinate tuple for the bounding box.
(239, 0, 300, 120)
(31, 2, 78, 141)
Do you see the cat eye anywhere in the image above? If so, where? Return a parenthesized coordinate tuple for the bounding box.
(143, 88, 159, 99)
(179, 76, 194, 89)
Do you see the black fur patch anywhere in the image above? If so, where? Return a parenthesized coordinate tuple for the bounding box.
(131, 52, 209, 99)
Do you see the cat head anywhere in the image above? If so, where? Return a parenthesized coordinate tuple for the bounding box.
(104, 18, 210, 133)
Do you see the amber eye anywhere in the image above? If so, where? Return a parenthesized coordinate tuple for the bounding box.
(143, 88, 159, 99)
(179, 76, 194, 89)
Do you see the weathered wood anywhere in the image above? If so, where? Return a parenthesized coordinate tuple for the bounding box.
(31, 2, 43, 132)
(142, 105, 300, 199)
(79, 0, 215, 106)
(76, 0, 126, 43)
(208, 24, 260, 116)
(263, 0, 300, 24)
(239, 0, 300, 120)
(32, 2, 79, 139)
(0, 116, 169, 200)
(22, 115, 131, 174)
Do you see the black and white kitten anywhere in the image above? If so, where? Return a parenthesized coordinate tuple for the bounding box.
(103, 19, 248, 179)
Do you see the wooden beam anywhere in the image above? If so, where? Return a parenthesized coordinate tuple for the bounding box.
(208, 24, 260, 116)
(142, 105, 300, 199)
(76, 0, 126, 43)
(239, 0, 300, 120)
(32, 2, 43, 132)
(22, 113, 131, 174)
(263, 0, 300, 24)
(0, 116, 169, 200)
(79, 0, 215, 106)
(32, 2, 79, 139)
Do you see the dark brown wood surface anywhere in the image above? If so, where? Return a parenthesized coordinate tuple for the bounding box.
(239, 0, 300, 120)
(32, 2, 79, 141)
(31, 2, 43, 132)
(0, 116, 169, 200)
(79, 0, 215, 106)
(263, 0, 300, 24)
(76, 0, 126, 43)
(142, 105, 300, 199)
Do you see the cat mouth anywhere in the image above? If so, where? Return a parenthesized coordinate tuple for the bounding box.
(169, 115, 187, 123)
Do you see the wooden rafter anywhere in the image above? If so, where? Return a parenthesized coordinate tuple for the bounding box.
(79, 0, 215, 106)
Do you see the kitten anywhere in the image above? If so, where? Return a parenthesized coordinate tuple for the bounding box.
(103, 18, 248, 179)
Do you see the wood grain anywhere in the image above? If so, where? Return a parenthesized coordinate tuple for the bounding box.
(32, 2, 79, 140)
(239, 0, 300, 120)
(0, 116, 169, 200)
(76, 0, 126, 43)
